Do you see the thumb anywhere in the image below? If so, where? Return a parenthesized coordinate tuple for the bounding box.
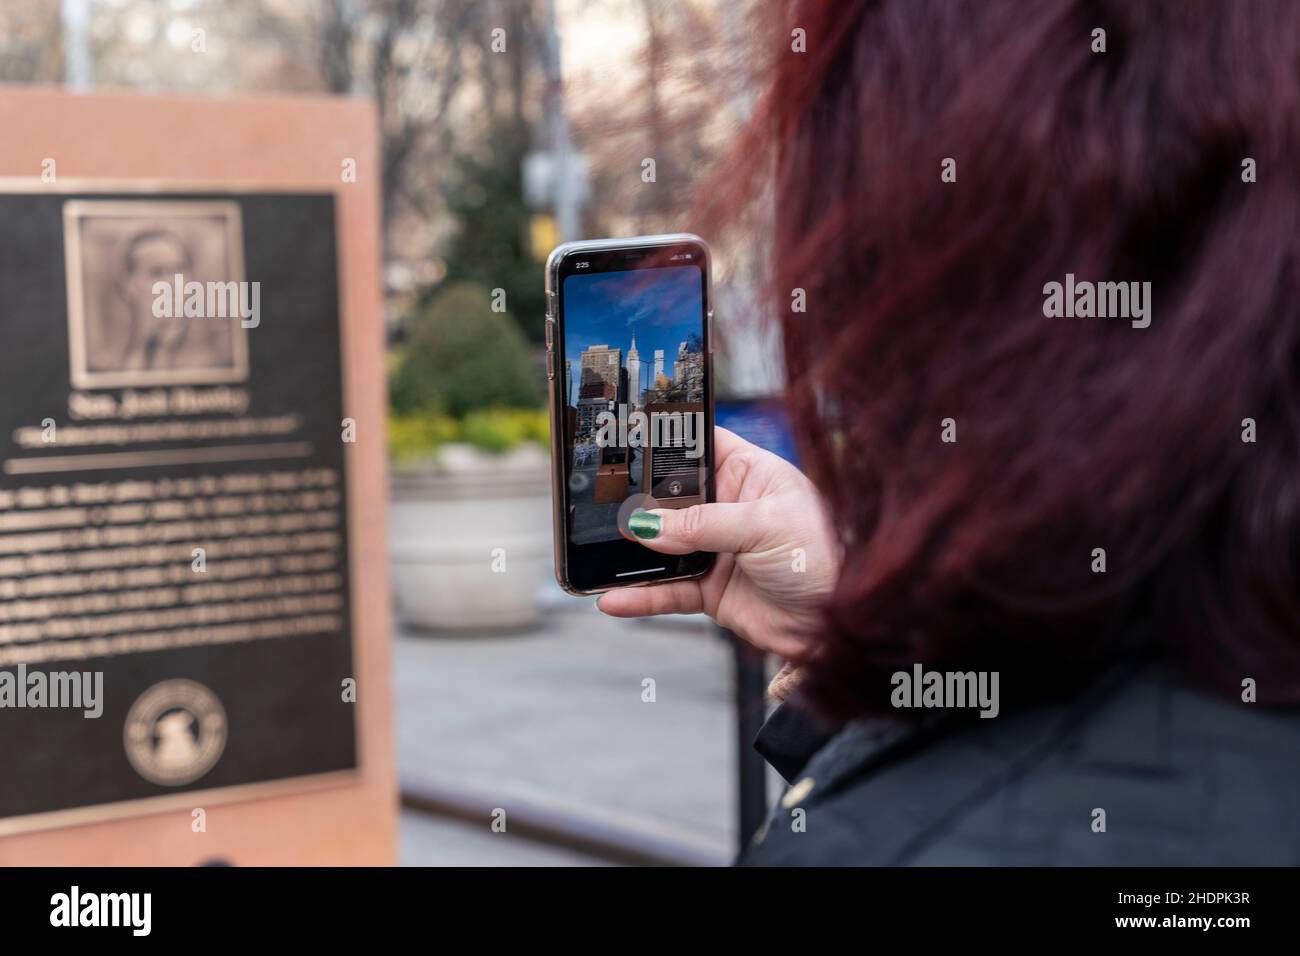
(624, 502, 763, 555)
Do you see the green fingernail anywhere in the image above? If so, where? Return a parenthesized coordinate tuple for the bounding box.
(628, 511, 661, 539)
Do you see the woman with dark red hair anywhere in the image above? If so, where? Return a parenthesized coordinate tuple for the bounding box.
(598, 0, 1300, 864)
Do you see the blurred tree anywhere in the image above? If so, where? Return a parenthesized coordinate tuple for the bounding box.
(243, 0, 549, 340)
(0, 1, 61, 83)
(436, 120, 545, 341)
(390, 280, 542, 417)
(245, 0, 470, 250)
(571, 0, 750, 237)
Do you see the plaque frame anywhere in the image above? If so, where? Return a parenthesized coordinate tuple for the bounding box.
(0, 84, 394, 865)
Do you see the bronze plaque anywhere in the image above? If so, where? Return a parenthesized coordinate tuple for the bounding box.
(0, 187, 359, 834)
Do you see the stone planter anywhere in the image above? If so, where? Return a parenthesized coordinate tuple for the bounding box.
(390, 443, 551, 632)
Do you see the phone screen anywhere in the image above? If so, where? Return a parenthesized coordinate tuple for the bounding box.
(552, 239, 714, 592)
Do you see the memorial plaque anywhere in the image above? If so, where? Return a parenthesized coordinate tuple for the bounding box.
(0, 89, 394, 863)
(0, 186, 357, 830)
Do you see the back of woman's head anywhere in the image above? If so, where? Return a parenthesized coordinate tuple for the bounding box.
(736, 0, 1300, 718)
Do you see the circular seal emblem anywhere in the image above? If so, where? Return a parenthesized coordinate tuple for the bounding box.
(124, 679, 227, 786)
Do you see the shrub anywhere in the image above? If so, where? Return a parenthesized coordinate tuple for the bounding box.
(389, 281, 542, 418)
(460, 408, 550, 453)
(388, 413, 459, 465)
(389, 408, 549, 462)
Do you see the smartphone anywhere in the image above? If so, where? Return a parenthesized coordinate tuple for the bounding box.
(546, 234, 716, 595)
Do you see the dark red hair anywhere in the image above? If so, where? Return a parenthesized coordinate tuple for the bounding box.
(716, 0, 1300, 719)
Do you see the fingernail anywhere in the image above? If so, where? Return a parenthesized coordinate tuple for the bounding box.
(628, 511, 661, 539)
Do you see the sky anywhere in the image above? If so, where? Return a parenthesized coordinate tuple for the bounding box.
(562, 265, 703, 405)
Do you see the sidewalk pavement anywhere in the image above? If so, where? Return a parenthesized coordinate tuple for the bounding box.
(400, 811, 614, 866)
(395, 597, 746, 866)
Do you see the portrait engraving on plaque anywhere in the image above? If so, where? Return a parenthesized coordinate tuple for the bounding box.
(63, 200, 251, 389)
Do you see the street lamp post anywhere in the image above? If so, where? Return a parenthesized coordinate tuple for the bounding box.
(61, 0, 95, 91)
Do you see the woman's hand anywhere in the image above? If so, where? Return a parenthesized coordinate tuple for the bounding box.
(596, 427, 838, 658)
